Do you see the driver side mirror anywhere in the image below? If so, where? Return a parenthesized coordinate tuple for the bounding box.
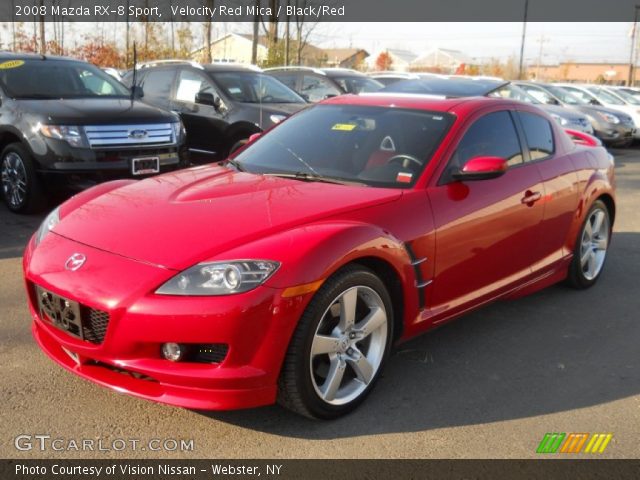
(248, 132, 261, 143)
(195, 91, 222, 109)
(546, 98, 560, 105)
(452, 156, 508, 181)
(589, 98, 601, 106)
(131, 86, 144, 99)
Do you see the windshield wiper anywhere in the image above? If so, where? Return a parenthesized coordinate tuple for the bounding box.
(226, 158, 246, 172)
(262, 171, 366, 186)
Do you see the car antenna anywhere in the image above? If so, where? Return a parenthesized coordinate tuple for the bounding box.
(130, 42, 137, 103)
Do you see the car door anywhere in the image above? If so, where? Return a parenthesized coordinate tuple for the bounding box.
(516, 110, 580, 272)
(170, 68, 228, 162)
(427, 109, 546, 316)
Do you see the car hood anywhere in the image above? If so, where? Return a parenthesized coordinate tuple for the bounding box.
(53, 165, 402, 270)
(571, 104, 633, 120)
(18, 98, 177, 124)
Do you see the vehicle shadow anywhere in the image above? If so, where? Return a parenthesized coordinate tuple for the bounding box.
(0, 206, 44, 260)
(199, 231, 640, 439)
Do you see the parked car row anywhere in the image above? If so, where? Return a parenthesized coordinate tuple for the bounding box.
(365, 72, 639, 148)
(0, 51, 633, 216)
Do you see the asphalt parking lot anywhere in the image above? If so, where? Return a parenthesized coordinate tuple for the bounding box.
(1, 148, 639, 459)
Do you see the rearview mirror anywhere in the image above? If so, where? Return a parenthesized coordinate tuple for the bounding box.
(195, 91, 221, 109)
(453, 156, 508, 181)
(589, 98, 601, 106)
(131, 86, 144, 99)
(546, 98, 560, 105)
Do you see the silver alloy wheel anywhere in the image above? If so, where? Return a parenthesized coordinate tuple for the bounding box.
(1, 152, 27, 208)
(309, 285, 388, 406)
(580, 207, 610, 281)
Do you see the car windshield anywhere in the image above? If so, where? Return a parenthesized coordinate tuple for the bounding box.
(488, 84, 541, 104)
(559, 86, 599, 105)
(545, 85, 584, 105)
(382, 78, 507, 97)
(612, 88, 640, 105)
(0, 59, 130, 99)
(211, 72, 305, 104)
(331, 75, 384, 94)
(233, 104, 453, 188)
(585, 86, 626, 105)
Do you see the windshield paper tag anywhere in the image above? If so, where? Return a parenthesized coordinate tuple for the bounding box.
(0, 60, 24, 69)
(332, 123, 357, 131)
(397, 172, 413, 183)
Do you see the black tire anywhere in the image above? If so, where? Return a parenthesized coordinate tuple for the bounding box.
(566, 199, 611, 289)
(0, 143, 47, 213)
(277, 265, 394, 419)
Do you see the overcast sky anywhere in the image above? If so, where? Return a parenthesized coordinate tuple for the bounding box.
(2, 22, 635, 65)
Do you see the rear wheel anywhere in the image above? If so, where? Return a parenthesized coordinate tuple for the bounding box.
(278, 265, 393, 419)
(0, 143, 46, 213)
(566, 200, 611, 289)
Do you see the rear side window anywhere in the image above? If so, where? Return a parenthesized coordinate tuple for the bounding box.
(518, 112, 554, 160)
(446, 111, 523, 180)
(141, 69, 175, 98)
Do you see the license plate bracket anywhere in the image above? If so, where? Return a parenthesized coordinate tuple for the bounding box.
(132, 156, 160, 175)
(36, 286, 84, 340)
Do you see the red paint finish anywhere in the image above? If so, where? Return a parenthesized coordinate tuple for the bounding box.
(23, 95, 615, 410)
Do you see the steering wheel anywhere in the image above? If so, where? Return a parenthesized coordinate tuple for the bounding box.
(387, 154, 422, 170)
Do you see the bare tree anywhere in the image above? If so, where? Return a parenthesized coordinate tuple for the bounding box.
(251, 0, 260, 64)
(38, 0, 45, 53)
(293, 0, 319, 65)
(203, 0, 215, 63)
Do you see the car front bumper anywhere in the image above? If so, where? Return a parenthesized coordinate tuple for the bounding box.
(23, 233, 309, 410)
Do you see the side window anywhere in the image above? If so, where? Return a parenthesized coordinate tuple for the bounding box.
(141, 69, 175, 98)
(273, 73, 298, 91)
(174, 69, 217, 103)
(447, 111, 523, 179)
(518, 111, 554, 160)
(301, 74, 341, 102)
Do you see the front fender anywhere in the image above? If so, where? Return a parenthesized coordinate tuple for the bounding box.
(216, 220, 414, 290)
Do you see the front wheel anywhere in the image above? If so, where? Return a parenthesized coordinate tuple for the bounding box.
(0, 143, 46, 213)
(278, 265, 394, 419)
(566, 199, 611, 289)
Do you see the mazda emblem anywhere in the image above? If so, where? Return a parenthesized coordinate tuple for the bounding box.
(65, 253, 86, 271)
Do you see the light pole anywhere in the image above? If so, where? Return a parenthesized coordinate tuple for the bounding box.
(518, 0, 529, 79)
(628, 5, 640, 86)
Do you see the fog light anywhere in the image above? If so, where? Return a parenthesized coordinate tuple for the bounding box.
(161, 342, 184, 362)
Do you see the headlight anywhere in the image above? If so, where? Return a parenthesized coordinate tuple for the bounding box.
(39, 125, 88, 148)
(156, 260, 280, 296)
(172, 121, 186, 143)
(549, 113, 569, 126)
(34, 207, 60, 246)
(597, 112, 620, 124)
(270, 114, 287, 124)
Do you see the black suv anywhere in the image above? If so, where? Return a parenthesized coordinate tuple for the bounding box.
(265, 67, 384, 102)
(123, 61, 308, 163)
(0, 54, 186, 213)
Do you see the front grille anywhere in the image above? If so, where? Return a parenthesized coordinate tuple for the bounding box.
(90, 361, 157, 382)
(81, 307, 110, 344)
(84, 124, 174, 148)
(94, 146, 178, 162)
(190, 344, 229, 364)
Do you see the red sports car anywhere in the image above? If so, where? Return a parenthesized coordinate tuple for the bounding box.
(23, 94, 615, 419)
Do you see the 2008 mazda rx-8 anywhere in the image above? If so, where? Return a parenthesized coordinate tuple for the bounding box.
(24, 94, 615, 419)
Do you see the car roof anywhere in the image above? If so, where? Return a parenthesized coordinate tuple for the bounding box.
(320, 92, 514, 113)
(381, 77, 509, 98)
(0, 52, 82, 63)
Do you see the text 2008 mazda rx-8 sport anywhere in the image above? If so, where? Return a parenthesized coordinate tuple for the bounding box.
(24, 94, 615, 419)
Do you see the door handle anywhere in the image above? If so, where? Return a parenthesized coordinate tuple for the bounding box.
(521, 190, 542, 206)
